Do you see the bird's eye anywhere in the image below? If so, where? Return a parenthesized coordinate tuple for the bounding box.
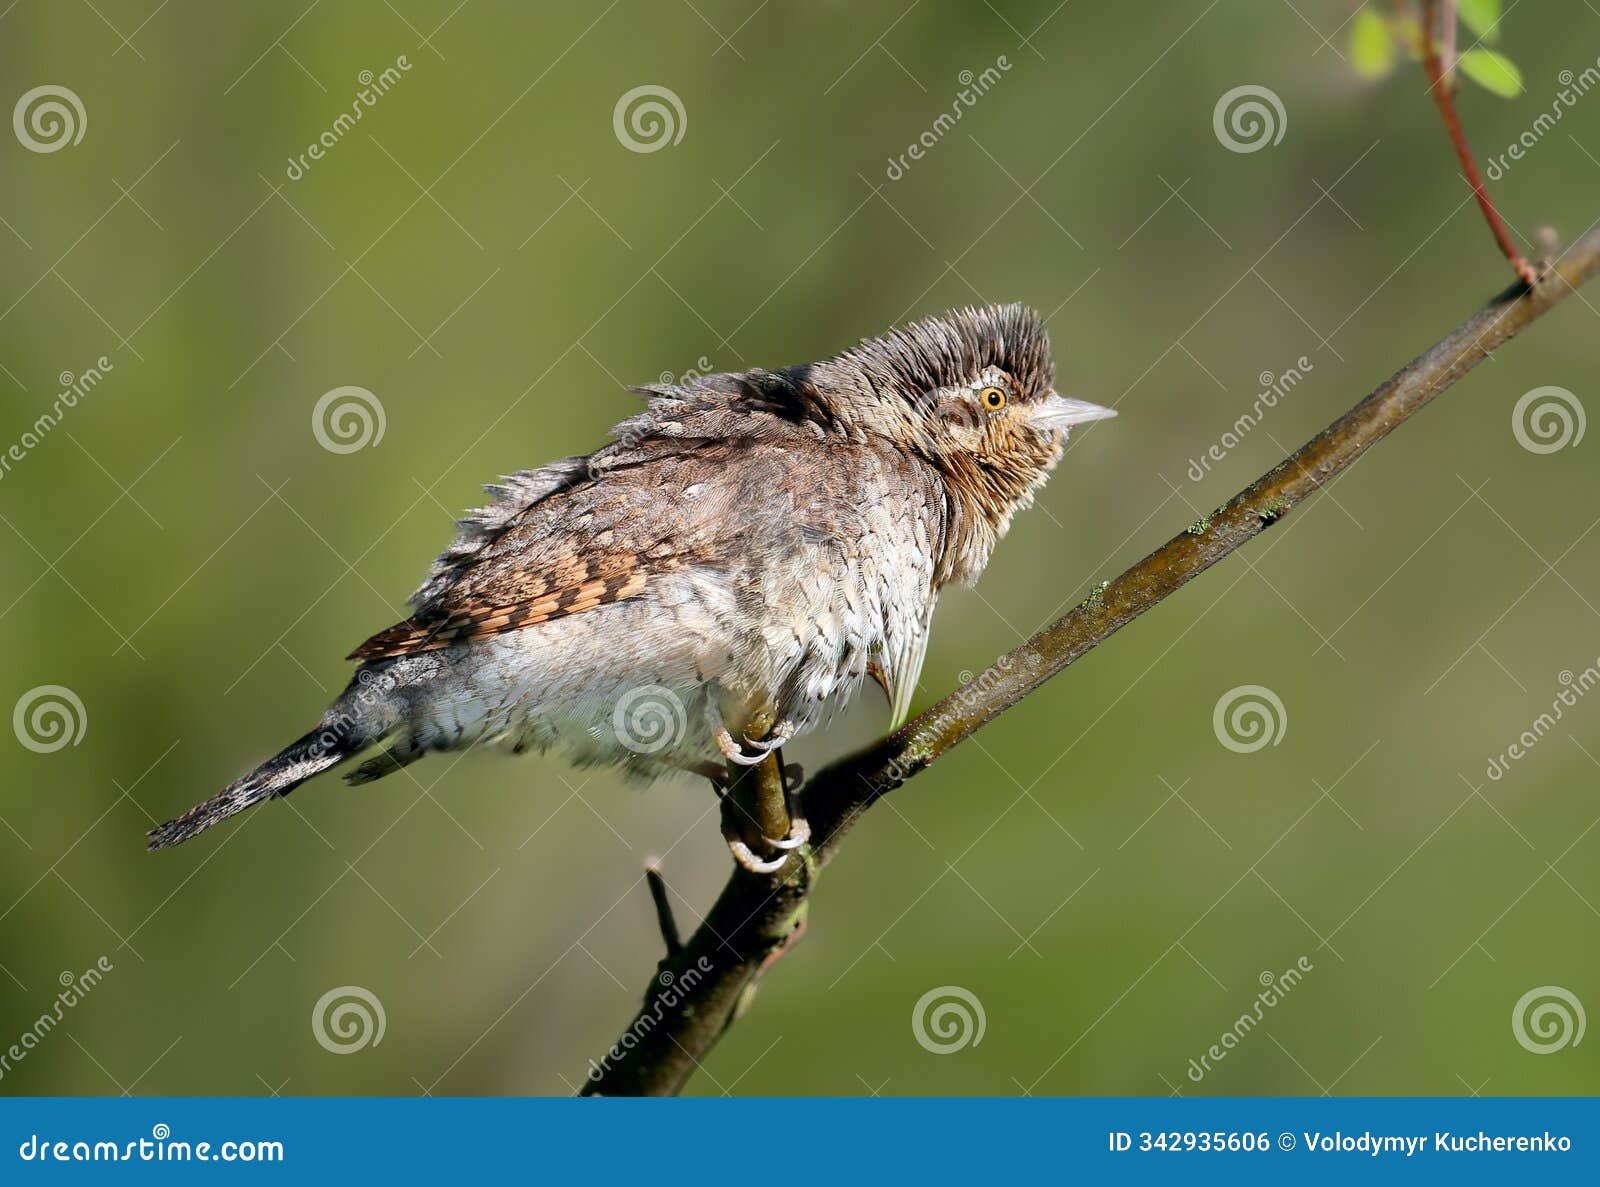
(979, 386, 1007, 410)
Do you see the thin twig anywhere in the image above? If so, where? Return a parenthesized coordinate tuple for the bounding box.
(644, 863, 682, 957)
(1437, 0, 1457, 79)
(1420, 0, 1541, 286)
(581, 226, 1600, 1097)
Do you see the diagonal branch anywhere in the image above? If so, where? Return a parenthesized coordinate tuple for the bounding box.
(580, 225, 1600, 1097)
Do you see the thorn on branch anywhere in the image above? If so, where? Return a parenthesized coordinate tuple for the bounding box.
(644, 861, 682, 957)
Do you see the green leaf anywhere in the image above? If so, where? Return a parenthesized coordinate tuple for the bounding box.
(1458, 48, 1524, 98)
(1349, 9, 1396, 79)
(1457, 0, 1502, 43)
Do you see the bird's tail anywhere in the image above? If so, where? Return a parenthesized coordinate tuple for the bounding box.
(147, 723, 363, 852)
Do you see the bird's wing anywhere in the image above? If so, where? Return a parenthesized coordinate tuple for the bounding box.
(347, 552, 670, 659)
(403, 455, 592, 612)
(349, 452, 708, 662)
(350, 372, 822, 663)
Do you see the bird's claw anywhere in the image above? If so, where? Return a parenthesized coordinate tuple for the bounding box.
(723, 833, 790, 875)
(764, 813, 811, 851)
(715, 722, 803, 872)
(715, 725, 789, 766)
(722, 813, 811, 872)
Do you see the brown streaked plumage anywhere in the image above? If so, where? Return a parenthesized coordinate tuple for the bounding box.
(147, 304, 1115, 852)
(350, 567, 655, 657)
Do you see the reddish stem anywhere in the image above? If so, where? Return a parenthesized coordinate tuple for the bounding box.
(1419, 0, 1541, 287)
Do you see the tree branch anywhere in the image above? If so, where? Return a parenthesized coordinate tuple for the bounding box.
(580, 226, 1600, 1097)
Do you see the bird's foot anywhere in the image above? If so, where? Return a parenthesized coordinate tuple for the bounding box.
(715, 724, 791, 766)
(764, 812, 811, 851)
(723, 832, 788, 875)
(714, 717, 804, 872)
(722, 811, 811, 873)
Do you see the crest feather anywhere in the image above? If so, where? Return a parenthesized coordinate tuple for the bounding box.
(825, 303, 1053, 402)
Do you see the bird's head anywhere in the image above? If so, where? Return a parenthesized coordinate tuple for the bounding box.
(801, 303, 1115, 537)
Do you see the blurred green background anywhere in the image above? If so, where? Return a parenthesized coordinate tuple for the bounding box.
(1, 0, 1597, 1097)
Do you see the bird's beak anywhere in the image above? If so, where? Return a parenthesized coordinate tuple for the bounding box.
(1030, 393, 1118, 431)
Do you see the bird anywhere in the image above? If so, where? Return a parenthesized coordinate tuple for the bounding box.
(146, 303, 1114, 862)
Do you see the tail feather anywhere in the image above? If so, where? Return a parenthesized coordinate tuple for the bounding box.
(147, 726, 358, 852)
